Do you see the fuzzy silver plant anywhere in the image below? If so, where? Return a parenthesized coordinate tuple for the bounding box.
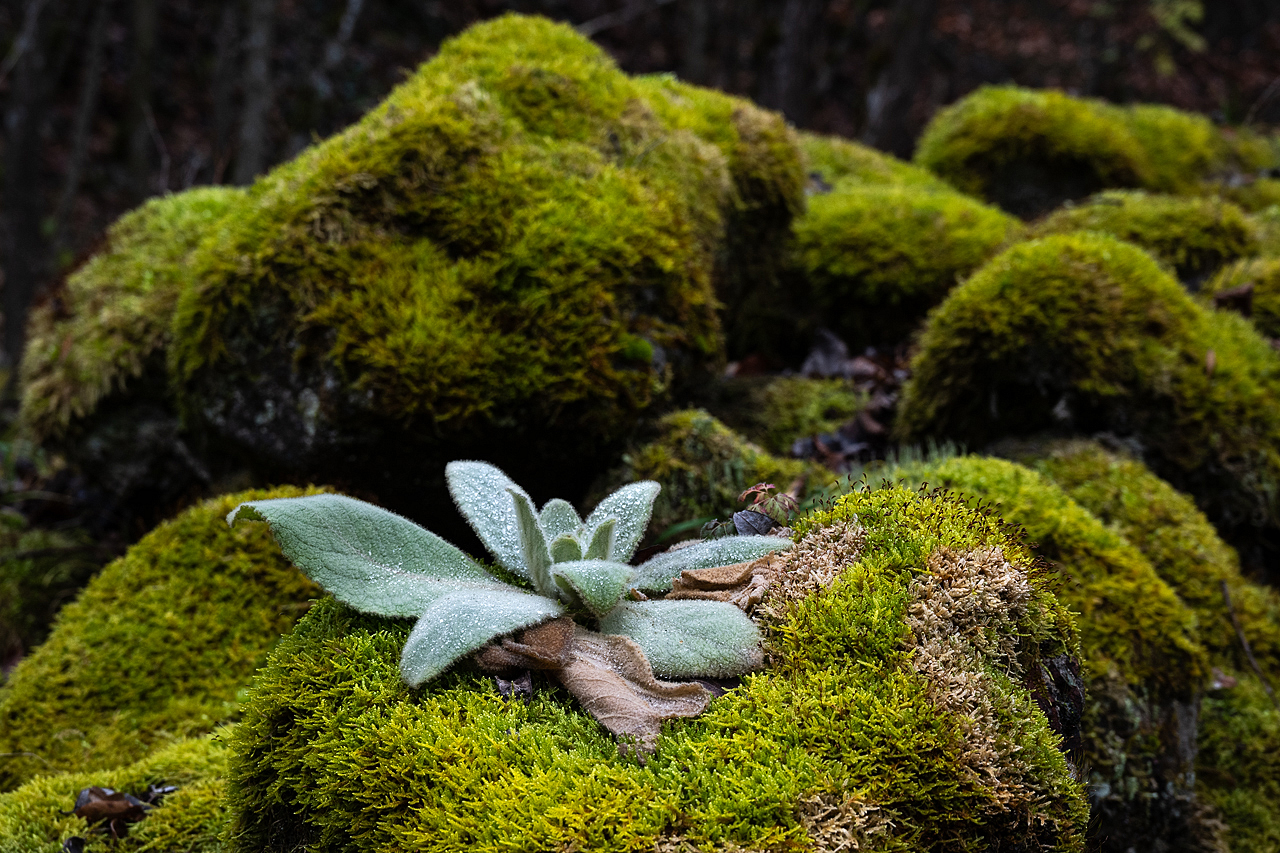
(227, 461, 792, 753)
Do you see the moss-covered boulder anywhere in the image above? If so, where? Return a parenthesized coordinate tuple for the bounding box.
(0, 486, 322, 791)
(868, 452, 1222, 851)
(0, 736, 229, 853)
(597, 409, 829, 543)
(1204, 257, 1280, 338)
(1030, 191, 1258, 287)
(223, 483, 1087, 852)
(707, 375, 866, 456)
(792, 182, 1019, 347)
(798, 130, 951, 191)
(21, 14, 804, 525)
(896, 232, 1280, 573)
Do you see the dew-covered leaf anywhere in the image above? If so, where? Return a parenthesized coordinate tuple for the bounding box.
(228, 494, 505, 616)
(548, 533, 583, 563)
(585, 481, 660, 562)
(400, 588, 564, 687)
(551, 559, 635, 616)
(599, 600, 764, 678)
(509, 489, 555, 597)
(632, 536, 793, 592)
(446, 461, 533, 578)
(539, 498, 582, 541)
(584, 517, 616, 560)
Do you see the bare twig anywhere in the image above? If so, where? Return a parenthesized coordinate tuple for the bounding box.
(1245, 76, 1280, 128)
(578, 0, 678, 38)
(0, 751, 53, 768)
(143, 101, 171, 194)
(1222, 580, 1280, 710)
(0, 0, 50, 89)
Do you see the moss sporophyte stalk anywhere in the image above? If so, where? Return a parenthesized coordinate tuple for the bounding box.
(227, 460, 791, 755)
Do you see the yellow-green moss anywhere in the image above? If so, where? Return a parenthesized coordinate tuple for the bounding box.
(19, 187, 243, 444)
(159, 15, 802, 480)
(913, 86, 1151, 217)
(793, 183, 1020, 346)
(896, 232, 1280, 553)
(600, 409, 829, 543)
(1030, 191, 1257, 284)
(1204, 257, 1280, 337)
(798, 131, 949, 191)
(1122, 103, 1230, 194)
(223, 484, 1086, 853)
(1198, 676, 1280, 852)
(740, 376, 865, 456)
(864, 453, 1218, 848)
(0, 487, 323, 791)
(0, 736, 229, 853)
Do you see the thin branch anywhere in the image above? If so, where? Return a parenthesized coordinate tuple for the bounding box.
(1222, 580, 1280, 710)
(578, 0, 678, 38)
(0, 0, 50, 89)
(143, 101, 171, 194)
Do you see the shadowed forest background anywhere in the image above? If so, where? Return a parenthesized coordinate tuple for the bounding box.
(3, 0, 1280, 383)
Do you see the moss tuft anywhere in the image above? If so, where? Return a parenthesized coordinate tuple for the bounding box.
(598, 409, 828, 543)
(1030, 190, 1257, 285)
(793, 183, 1020, 346)
(798, 131, 949, 191)
(896, 232, 1280, 561)
(19, 187, 242, 444)
(0, 486, 323, 791)
(0, 736, 229, 853)
(223, 483, 1085, 852)
(1122, 103, 1230, 194)
(1204, 256, 1280, 338)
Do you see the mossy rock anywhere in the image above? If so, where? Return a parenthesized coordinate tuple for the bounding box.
(792, 183, 1020, 347)
(0, 736, 229, 853)
(1204, 257, 1280, 337)
(867, 452, 1221, 851)
(896, 232, 1280, 573)
(23, 15, 804, 526)
(913, 86, 1152, 218)
(0, 486, 323, 791)
(598, 409, 830, 544)
(223, 484, 1087, 852)
(706, 375, 866, 457)
(1030, 190, 1258, 287)
(1122, 103, 1231, 194)
(798, 130, 950, 191)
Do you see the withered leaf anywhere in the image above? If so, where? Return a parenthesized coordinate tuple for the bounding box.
(69, 786, 150, 838)
(733, 510, 775, 536)
(671, 560, 755, 591)
(474, 616, 575, 672)
(556, 626, 710, 757)
(61, 838, 85, 853)
(667, 559, 772, 610)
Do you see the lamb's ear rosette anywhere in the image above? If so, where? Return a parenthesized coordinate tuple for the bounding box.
(229, 461, 793, 754)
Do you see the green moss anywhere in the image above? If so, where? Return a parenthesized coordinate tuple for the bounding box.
(1204, 257, 1280, 337)
(798, 131, 949, 191)
(0, 486, 323, 791)
(863, 453, 1219, 848)
(1122, 103, 1230, 194)
(1030, 190, 1258, 284)
(793, 183, 1020, 346)
(897, 232, 1280, 553)
(913, 86, 1151, 217)
(19, 187, 243, 445)
(703, 375, 866, 457)
(1198, 676, 1280, 852)
(0, 736, 229, 853)
(224, 483, 1085, 852)
(600, 409, 829, 543)
(1225, 179, 1280, 214)
(157, 15, 802, 484)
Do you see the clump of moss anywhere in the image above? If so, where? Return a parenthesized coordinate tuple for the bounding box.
(798, 130, 950, 191)
(20, 187, 242, 445)
(1204, 257, 1280, 337)
(1030, 191, 1258, 285)
(1122, 103, 1230, 194)
(0, 486, 322, 791)
(896, 232, 1280, 563)
(707, 375, 866, 456)
(0, 736, 229, 853)
(793, 183, 1020, 346)
(598, 409, 827, 543)
(150, 14, 802, 512)
(865, 452, 1218, 851)
(913, 86, 1151, 217)
(224, 483, 1086, 852)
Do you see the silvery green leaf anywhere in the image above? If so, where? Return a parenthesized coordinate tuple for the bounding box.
(227, 494, 509, 617)
(539, 498, 582, 541)
(549, 533, 583, 563)
(446, 461, 532, 578)
(584, 517, 616, 560)
(600, 600, 763, 678)
(400, 588, 564, 687)
(550, 559, 636, 617)
(632, 536, 793, 592)
(509, 489, 555, 598)
(584, 481, 660, 562)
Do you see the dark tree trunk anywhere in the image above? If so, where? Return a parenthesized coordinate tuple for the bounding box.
(233, 0, 277, 184)
(211, 0, 240, 183)
(127, 0, 157, 200)
(52, 0, 110, 254)
(862, 0, 937, 157)
(770, 0, 821, 125)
